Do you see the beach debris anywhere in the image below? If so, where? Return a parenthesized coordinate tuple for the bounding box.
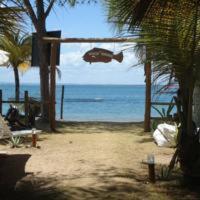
(83, 48, 123, 64)
(153, 123, 177, 147)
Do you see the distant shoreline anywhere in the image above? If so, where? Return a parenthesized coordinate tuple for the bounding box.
(57, 120, 144, 124)
(0, 83, 146, 86)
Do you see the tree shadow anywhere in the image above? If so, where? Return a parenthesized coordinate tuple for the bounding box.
(0, 154, 31, 199)
(137, 137, 154, 143)
(2, 165, 200, 200)
(54, 121, 145, 135)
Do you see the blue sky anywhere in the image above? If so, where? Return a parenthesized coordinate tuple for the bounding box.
(0, 2, 144, 85)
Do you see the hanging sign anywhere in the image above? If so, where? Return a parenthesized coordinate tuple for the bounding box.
(31, 30, 61, 66)
(83, 48, 123, 64)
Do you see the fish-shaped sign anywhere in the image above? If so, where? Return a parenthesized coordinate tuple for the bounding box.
(83, 48, 123, 64)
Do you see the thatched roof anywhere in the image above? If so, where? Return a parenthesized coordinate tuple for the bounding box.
(0, 115, 11, 139)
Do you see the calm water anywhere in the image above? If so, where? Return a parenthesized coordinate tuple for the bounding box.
(0, 84, 176, 122)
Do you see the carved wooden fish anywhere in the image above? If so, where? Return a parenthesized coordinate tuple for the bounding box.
(83, 48, 123, 64)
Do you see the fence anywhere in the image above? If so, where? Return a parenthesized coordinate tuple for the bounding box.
(0, 90, 42, 126)
(150, 101, 176, 120)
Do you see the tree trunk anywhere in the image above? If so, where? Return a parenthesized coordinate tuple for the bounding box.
(36, 31, 49, 121)
(177, 74, 200, 183)
(13, 66, 20, 101)
(35, 1, 50, 122)
(193, 81, 200, 127)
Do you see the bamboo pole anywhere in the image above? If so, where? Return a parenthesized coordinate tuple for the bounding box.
(144, 61, 152, 132)
(60, 85, 65, 120)
(49, 42, 57, 131)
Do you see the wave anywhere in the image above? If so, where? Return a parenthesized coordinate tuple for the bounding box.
(64, 98, 104, 102)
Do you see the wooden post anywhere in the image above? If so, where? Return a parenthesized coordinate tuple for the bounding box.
(24, 91, 29, 126)
(148, 163, 155, 183)
(0, 90, 2, 115)
(32, 129, 37, 148)
(144, 58, 152, 132)
(147, 154, 155, 183)
(49, 42, 57, 131)
(60, 85, 65, 120)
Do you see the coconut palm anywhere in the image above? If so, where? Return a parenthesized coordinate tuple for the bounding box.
(105, 0, 200, 180)
(11, 0, 96, 121)
(0, 31, 31, 101)
(0, 0, 22, 35)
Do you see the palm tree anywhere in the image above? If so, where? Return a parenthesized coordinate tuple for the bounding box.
(0, 0, 22, 35)
(11, 0, 96, 121)
(0, 31, 31, 101)
(105, 0, 200, 180)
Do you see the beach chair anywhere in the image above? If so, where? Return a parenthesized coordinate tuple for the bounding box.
(0, 114, 41, 147)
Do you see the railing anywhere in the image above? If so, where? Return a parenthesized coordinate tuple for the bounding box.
(0, 86, 66, 124)
(0, 90, 42, 126)
(151, 102, 176, 106)
(150, 101, 176, 120)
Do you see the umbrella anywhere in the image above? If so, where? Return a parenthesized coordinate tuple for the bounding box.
(0, 49, 9, 66)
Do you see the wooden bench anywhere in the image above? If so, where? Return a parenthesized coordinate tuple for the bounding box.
(12, 129, 41, 137)
(11, 129, 42, 147)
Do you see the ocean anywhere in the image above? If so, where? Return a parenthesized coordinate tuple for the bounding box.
(0, 84, 176, 122)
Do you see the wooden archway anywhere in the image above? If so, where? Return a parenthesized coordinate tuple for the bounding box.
(43, 37, 151, 131)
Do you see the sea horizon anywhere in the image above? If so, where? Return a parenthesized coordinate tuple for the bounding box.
(0, 82, 146, 86)
(0, 84, 175, 122)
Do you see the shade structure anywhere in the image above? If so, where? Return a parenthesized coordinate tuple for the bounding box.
(0, 50, 9, 66)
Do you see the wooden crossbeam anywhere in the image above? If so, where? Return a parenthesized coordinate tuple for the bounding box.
(43, 37, 135, 43)
(44, 36, 152, 133)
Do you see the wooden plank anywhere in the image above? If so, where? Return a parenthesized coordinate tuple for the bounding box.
(2, 100, 45, 104)
(49, 42, 57, 131)
(151, 102, 176, 106)
(12, 130, 42, 137)
(43, 37, 134, 43)
(150, 117, 172, 120)
(2, 100, 26, 103)
(144, 59, 152, 132)
(60, 85, 64, 120)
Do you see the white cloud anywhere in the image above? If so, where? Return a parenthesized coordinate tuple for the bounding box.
(60, 43, 138, 68)
(0, 43, 144, 85)
(56, 42, 145, 84)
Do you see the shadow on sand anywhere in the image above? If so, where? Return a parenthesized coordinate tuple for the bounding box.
(1, 164, 200, 200)
(0, 154, 31, 199)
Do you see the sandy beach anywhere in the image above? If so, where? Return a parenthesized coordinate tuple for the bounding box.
(0, 122, 199, 200)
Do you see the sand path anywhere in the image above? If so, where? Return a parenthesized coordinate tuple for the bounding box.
(0, 122, 197, 200)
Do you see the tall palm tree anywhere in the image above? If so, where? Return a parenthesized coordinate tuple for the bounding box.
(0, 31, 31, 101)
(105, 0, 200, 180)
(11, 0, 96, 121)
(0, 0, 22, 35)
